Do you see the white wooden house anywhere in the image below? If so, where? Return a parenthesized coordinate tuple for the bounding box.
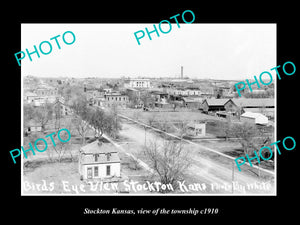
(78, 140, 121, 180)
(187, 122, 206, 137)
(25, 119, 42, 134)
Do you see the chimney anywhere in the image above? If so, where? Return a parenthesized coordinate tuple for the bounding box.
(181, 66, 183, 79)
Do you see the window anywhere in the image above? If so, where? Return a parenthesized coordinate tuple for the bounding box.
(106, 165, 111, 176)
(95, 154, 99, 162)
(87, 167, 92, 179)
(106, 153, 111, 161)
(94, 166, 98, 177)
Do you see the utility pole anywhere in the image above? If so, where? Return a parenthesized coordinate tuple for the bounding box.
(144, 126, 147, 146)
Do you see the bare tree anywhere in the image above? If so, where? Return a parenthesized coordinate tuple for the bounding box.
(70, 94, 89, 118)
(140, 92, 155, 108)
(143, 139, 191, 192)
(34, 102, 53, 132)
(52, 137, 71, 162)
(107, 103, 122, 139)
(52, 117, 74, 162)
(23, 103, 35, 121)
(88, 107, 121, 139)
(132, 110, 141, 122)
(221, 120, 233, 141)
(105, 112, 122, 139)
(147, 113, 157, 127)
(230, 122, 260, 155)
(72, 116, 90, 145)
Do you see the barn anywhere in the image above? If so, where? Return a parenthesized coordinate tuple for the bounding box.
(201, 98, 238, 113)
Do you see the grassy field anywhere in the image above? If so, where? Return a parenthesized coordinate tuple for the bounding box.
(119, 108, 229, 138)
(119, 108, 225, 123)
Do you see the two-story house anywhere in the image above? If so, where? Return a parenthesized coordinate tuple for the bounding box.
(78, 140, 121, 180)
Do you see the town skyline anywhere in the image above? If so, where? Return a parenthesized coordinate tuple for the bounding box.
(21, 23, 276, 80)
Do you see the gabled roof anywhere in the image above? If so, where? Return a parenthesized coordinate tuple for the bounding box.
(182, 97, 203, 103)
(80, 140, 118, 154)
(232, 98, 274, 107)
(203, 98, 232, 106)
(241, 112, 267, 119)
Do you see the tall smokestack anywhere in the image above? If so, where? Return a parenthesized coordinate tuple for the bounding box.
(181, 66, 183, 79)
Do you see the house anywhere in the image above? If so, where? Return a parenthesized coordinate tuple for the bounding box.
(24, 91, 38, 103)
(187, 122, 206, 137)
(25, 119, 42, 134)
(78, 140, 121, 180)
(166, 88, 201, 97)
(201, 98, 238, 113)
(150, 91, 169, 103)
(182, 97, 203, 109)
(155, 102, 173, 109)
(34, 86, 58, 96)
(104, 93, 129, 108)
(240, 112, 268, 125)
(94, 96, 106, 108)
(53, 97, 71, 116)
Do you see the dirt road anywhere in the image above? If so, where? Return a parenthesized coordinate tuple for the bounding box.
(119, 121, 275, 194)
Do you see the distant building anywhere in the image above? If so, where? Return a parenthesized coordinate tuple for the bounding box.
(34, 86, 58, 96)
(124, 78, 151, 89)
(150, 91, 168, 103)
(24, 92, 38, 104)
(240, 112, 268, 125)
(166, 88, 201, 96)
(232, 98, 275, 118)
(94, 96, 106, 108)
(182, 97, 203, 109)
(187, 122, 206, 137)
(53, 97, 71, 116)
(24, 119, 42, 134)
(201, 98, 238, 113)
(25, 84, 62, 107)
(104, 93, 129, 108)
(78, 140, 121, 180)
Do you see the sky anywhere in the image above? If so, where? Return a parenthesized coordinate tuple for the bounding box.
(21, 23, 276, 80)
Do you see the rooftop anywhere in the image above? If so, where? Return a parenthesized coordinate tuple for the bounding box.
(80, 140, 118, 154)
(241, 112, 267, 119)
(204, 98, 231, 106)
(232, 98, 274, 107)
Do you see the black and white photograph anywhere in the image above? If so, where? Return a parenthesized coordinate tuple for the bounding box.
(4, 4, 298, 221)
(21, 23, 276, 196)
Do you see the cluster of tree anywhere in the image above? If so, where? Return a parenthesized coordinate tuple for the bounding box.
(24, 103, 53, 133)
(126, 90, 156, 108)
(70, 95, 121, 143)
(234, 90, 274, 98)
(23, 104, 74, 163)
(222, 121, 272, 157)
(57, 83, 85, 105)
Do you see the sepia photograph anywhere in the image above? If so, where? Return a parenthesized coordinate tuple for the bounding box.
(21, 23, 276, 196)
